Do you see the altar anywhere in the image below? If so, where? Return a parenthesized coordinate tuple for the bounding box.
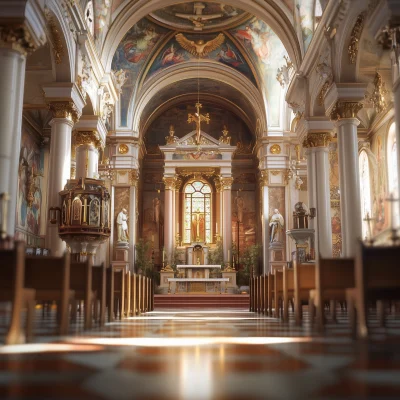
(167, 264, 229, 294)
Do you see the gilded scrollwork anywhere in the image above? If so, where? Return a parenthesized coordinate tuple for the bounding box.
(348, 12, 366, 64)
(302, 132, 332, 148)
(259, 170, 269, 187)
(329, 101, 363, 121)
(163, 176, 176, 190)
(44, 8, 64, 64)
(0, 24, 36, 56)
(220, 177, 234, 190)
(48, 101, 81, 123)
(73, 130, 104, 149)
(364, 72, 388, 114)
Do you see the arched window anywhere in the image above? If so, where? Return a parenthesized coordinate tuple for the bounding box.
(359, 151, 372, 238)
(387, 122, 399, 225)
(184, 181, 212, 244)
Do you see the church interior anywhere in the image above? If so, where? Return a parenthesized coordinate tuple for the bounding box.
(0, 0, 400, 398)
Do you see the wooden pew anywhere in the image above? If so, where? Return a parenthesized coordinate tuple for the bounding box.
(25, 252, 73, 335)
(92, 263, 106, 326)
(125, 270, 131, 317)
(131, 273, 137, 316)
(137, 274, 142, 314)
(0, 241, 36, 344)
(262, 274, 268, 314)
(293, 261, 315, 325)
(259, 275, 265, 314)
(347, 241, 400, 338)
(70, 259, 95, 329)
(283, 266, 294, 322)
(274, 270, 284, 318)
(309, 257, 354, 330)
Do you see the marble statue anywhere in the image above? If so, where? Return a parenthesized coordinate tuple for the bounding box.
(116, 208, 129, 242)
(269, 209, 284, 243)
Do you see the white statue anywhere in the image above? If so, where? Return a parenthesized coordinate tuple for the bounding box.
(269, 209, 284, 243)
(116, 208, 129, 242)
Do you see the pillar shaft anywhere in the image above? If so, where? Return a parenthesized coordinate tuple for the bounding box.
(336, 118, 362, 256)
(163, 177, 175, 262)
(260, 171, 269, 274)
(393, 81, 400, 219)
(0, 48, 26, 236)
(221, 177, 233, 263)
(303, 132, 332, 257)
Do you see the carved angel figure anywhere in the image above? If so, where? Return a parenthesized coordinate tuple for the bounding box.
(175, 33, 225, 57)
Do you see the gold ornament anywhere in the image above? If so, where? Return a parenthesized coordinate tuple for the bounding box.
(302, 132, 332, 148)
(329, 101, 363, 121)
(270, 144, 281, 154)
(48, 101, 80, 123)
(176, 33, 225, 57)
(118, 144, 129, 154)
(348, 12, 366, 64)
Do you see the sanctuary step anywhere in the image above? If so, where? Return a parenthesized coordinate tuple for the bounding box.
(154, 294, 249, 309)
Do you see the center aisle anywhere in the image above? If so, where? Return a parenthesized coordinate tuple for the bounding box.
(1, 309, 400, 399)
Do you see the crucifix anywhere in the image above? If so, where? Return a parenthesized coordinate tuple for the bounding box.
(175, 2, 223, 31)
(187, 102, 210, 145)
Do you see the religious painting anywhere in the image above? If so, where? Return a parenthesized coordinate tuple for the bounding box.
(142, 190, 164, 250)
(295, 0, 315, 52)
(89, 197, 101, 227)
(146, 34, 257, 85)
(329, 144, 342, 257)
(71, 197, 82, 225)
(111, 18, 169, 126)
(230, 17, 287, 127)
(16, 129, 44, 243)
(231, 190, 256, 252)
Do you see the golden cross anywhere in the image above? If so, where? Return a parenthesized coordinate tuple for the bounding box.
(187, 102, 210, 145)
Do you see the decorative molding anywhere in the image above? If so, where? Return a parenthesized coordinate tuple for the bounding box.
(276, 55, 293, 88)
(44, 7, 64, 64)
(269, 144, 281, 154)
(348, 12, 367, 64)
(175, 178, 183, 192)
(302, 132, 332, 148)
(73, 130, 104, 149)
(0, 24, 37, 56)
(259, 170, 269, 186)
(214, 177, 221, 192)
(318, 79, 333, 106)
(270, 170, 280, 176)
(48, 101, 80, 123)
(364, 72, 388, 114)
(283, 169, 291, 185)
(220, 177, 234, 190)
(329, 101, 363, 121)
(118, 144, 129, 154)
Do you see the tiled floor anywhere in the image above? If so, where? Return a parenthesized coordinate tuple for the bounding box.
(0, 307, 400, 399)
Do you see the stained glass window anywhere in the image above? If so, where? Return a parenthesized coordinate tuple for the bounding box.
(184, 181, 212, 243)
(359, 150, 372, 239)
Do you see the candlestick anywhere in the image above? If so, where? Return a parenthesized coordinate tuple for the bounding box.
(162, 248, 165, 262)
(228, 249, 230, 262)
(216, 222, 218, 234)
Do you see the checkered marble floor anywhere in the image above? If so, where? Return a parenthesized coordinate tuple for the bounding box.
(0, 307, 400, 399)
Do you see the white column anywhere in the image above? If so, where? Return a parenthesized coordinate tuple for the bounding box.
(75, 144, 99, 179)
(129, 176, 138, 271)
(175, 180, 181, 243)
(46, 102, 78, 256)
(163, 177, 175, 262)
(0, 47, 26, 236)
(221, 177, 233, 263)
(260, 171, 269, 274)
(303, 133, 332, 257)
(393, 80, 400, 218)
(335, 117, 362, 257)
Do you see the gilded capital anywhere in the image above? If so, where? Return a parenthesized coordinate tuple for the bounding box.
(220, 177, 234, 190)
(129, 169, 139, 187)
(0, 24, 37, 56)
(302, 132, 332, 148)
(163, 177, 176, 190)
(73, 130, 104, 149)
(48, 101, 81, 123)
(214, 177, 222, 192)
(259, 170, 269, 186)
(175, 178, 183, 192)
(329, 101, 363, 121)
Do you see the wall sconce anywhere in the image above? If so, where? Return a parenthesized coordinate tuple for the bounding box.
(49, 207, 61, 225)
(309, 207, 316, 219)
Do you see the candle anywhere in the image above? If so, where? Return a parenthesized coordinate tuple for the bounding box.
(162, 248, 165, 262)
(228, 250, 230, 261)
(177, 222, 180, 233)
(151, 234, 154, 243)
(216, 222, 218, 233)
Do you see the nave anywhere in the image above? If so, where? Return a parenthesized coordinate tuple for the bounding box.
(1, 308, 400, 400)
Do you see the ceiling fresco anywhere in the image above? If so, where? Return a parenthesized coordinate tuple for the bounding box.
(230, 17, 287, 127)
(149, 3, 248, 32)
(145, 33, 257, 85)
(111, 18, 169, 126)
